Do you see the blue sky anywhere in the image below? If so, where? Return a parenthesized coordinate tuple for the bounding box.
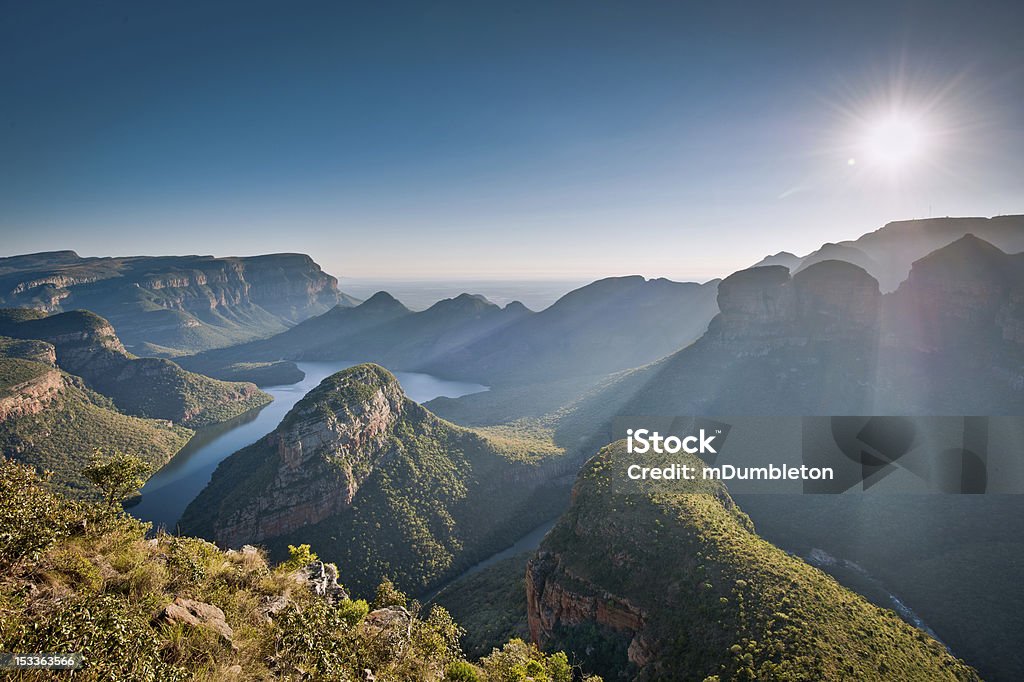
(2, 1, 1022, 280)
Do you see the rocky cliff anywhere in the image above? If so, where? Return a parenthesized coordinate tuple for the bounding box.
(0, 251, 356, 354)
(526, 441, 981, 681)
(0, 362, 64, 422)
(0, 355, 192, 499)
(180, 363, 571, 595)
(0, 309, 270, 427)
(199, 364, 408, 546)
(711, 260, 881, 351)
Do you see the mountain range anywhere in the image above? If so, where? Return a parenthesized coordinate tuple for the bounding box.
(0, 252, 357, 356)
(752, 214, 1024, 291)
(3, 214, 1023, 680)
(0, 307, 271, 496)
(180, 276, 721, 388)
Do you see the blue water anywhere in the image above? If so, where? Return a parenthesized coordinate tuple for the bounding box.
(129, 361, 487, 531)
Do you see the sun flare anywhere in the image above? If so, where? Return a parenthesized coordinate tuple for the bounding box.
(860, 114, 928, 170)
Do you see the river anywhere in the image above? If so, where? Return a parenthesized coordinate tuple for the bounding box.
(129, 361, 488, 531)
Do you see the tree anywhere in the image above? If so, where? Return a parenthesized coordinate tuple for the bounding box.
(82, 449, 151, 512)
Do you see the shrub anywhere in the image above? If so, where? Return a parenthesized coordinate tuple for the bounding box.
(0, 459, 83, 568)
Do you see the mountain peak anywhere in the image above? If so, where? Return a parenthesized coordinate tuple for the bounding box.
(359, 291, 409, 310)
(503, 300, 531, 314)
(426, 293, 498, 314)
(912, 233, 1009, 273)
(277, 363, 407, 448)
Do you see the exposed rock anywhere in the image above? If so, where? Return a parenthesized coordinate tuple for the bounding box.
(297, 561, 349, 603)
(526, 551, 647, 667)
(0, 368, 64, 422)
(206, 365, 405, 546)
(155, 597, 234, 644)
(712, 260, 880, 350)
(259, 595, 291, 623)
(0, 309, 270, 427)
(525, 442, 982, 681)
(363, 606, 411, 633)
(180, 361, 570, 596)
(0, 251, 354, 354)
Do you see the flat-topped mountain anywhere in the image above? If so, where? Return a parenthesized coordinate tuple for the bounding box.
(0, 308, 270, 427)
(180, 363, 571, 595)
(560, 236, 1024, 441)
(527, 441, 980, 680)
(753, 214, 1024, 291)
(0, 251, 356, 355)
(0, 350, 191, 498)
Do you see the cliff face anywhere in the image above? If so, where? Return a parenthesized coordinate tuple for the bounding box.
(208, 365, 407, 546)
(0, 365, 64, 422)
(0, 309, 270, 427)
(712, 260, 881, 351)
(0, 252, 354, 354)
(525, 442, 981, 681)
(526, 550, 651, 667)
(180, 363, 570, 595)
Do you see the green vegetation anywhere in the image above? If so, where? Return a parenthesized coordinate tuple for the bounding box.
(0, 459, 596, 681)
(0, 362, 191, 499)
(0, 308, 273, 428)
(432, 553, 532, 659)
(532, 441, 981, 681)
(0, 357, 51, 392)
(180, 364, 572, 597)
(0, 336, 54, 365)
(201, 360, 305, 387)
(0, 251, 347, 355)
(82, 450, 152, 512)
(737, 494, 1024, 682)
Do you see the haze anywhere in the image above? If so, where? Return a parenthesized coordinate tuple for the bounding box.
(2, 1, 1022, 280)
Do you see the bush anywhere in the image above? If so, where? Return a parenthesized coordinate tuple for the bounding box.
(282, 542, 318, 570)
(446, 660, 482, 681)
(0, 459, 83, 568)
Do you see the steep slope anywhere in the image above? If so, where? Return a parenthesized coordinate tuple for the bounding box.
(753, 214, 1024, 291)
(555, 260, 881, 451)
(0, 460, 584, 681)
(0, 309, 270, 427)
(547, 238, 1024, 679)
(179, 291, 527, 377)
(423, 276, 721, 385)
(559, 238, 1024, 445)
(0, 251, 355, 355)
(182, 276, 721, 389)
(527, 441, 980, 681)
(180, 364, 572, 595)
(0, 357, 191, 498)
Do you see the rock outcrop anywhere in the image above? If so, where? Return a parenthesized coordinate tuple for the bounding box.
(155, 597, 234, 644)
(180, 363, 570, 595)
(196, 364, 406, 546)
(751, 214, 1024, 292)
(0, 309, 270, 427)
(0, 366, 64, 422)
(0, 251, 356, 354)
(712, 260, 880, 350)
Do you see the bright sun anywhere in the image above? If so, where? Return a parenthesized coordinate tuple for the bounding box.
(859, 114, 928, 170)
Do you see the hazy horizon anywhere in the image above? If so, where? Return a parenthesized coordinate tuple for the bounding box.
(4, 2, 1023, 279)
